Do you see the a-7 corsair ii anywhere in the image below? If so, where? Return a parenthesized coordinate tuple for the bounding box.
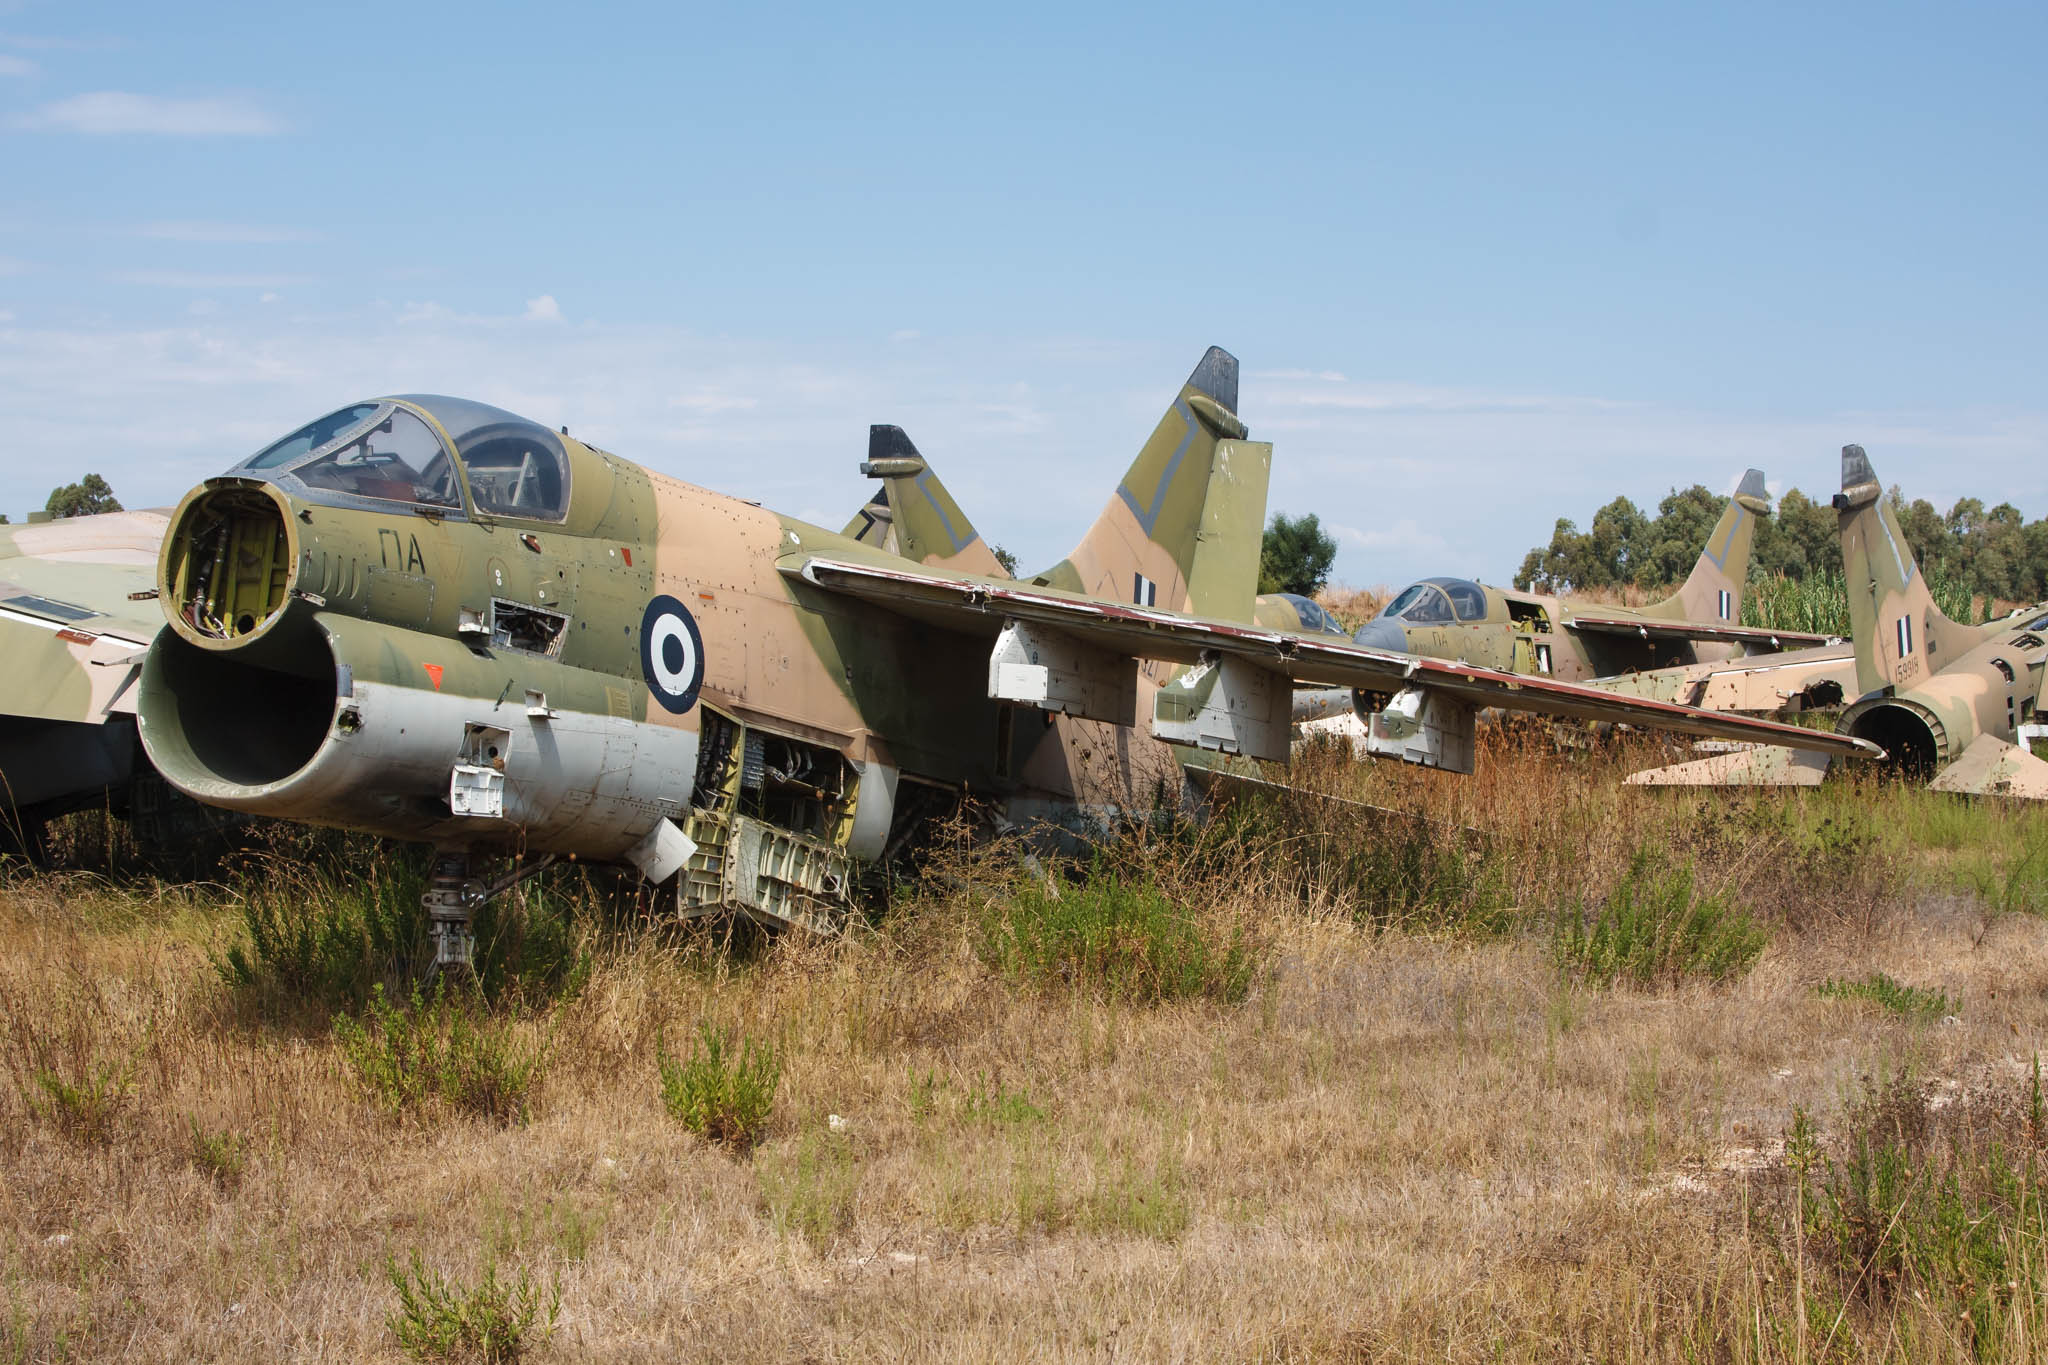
(132, 349, 1871, 965)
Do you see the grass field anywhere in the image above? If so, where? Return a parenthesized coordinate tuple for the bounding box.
(5, 737, 2048, 1362)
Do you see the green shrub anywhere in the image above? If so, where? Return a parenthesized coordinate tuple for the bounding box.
(386, 1249, 557, 1363)
(26, 1059, 133, 1145)
(657, 1023, 780, 1152)
(1817, 972, 1953, 1021)
(977, 861, 1257, 1004)
(1555, 847, 1766, 987)
(334, 984, 549, 1125)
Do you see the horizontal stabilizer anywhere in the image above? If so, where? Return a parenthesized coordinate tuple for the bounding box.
(1927, 734, 2048, 800)
(1566, 612, 1835, 650)
(1624, 744, 1832, 788)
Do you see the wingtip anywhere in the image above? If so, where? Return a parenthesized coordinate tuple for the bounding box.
(1187, 346, 1240, 414)
(1841, 443, 1875, 492)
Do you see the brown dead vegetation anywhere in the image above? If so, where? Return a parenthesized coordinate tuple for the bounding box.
(5, 745, 2048, 1361)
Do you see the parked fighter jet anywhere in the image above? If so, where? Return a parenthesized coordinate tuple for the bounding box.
(1349, 471, 1832, 680)
(130, 349, 1870, 965)
(1629, 445, 2048, 797)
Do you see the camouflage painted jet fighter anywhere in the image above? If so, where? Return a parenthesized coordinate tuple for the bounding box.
(1630, 445, 2048, 798)
(129, 349, 1871, 965)
(1347, 470, 1834, 680)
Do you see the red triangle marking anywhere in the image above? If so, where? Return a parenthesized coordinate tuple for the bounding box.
(424, 663, 444, 690)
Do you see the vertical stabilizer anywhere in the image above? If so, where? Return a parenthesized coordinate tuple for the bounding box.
(1834, 444, 1972, 696)
(1027, 346, 1269, 623)
(1643, 469, 1770, 623)
(854, 426, 1008, 578)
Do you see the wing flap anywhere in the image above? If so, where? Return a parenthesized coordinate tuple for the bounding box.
(1566, 611, 1836, 650)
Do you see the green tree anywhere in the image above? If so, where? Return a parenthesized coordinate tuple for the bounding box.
(1631, 485, 1722, 588)
(1258, 512, 1338, 596)
(44, 473, 123, 519)
(990, 544, 1019, 575)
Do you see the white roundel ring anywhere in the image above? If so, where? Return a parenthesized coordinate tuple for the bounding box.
(639, 595, 705, 714)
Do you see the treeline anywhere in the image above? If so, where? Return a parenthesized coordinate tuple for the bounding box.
(1516, 482, 2048, 605)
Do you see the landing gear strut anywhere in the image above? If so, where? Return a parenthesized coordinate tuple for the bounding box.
(422, 846, 560, 974)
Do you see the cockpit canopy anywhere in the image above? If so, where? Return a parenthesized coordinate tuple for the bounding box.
(1378, 576, 1488, 624)
(231, 396, 571, 522)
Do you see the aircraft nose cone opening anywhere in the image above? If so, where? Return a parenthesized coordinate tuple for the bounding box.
(1352, 618, 1408, 653)
(161, 480, 297, 648)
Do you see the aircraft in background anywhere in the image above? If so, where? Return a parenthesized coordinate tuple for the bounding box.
(1630, 445, 2048, 798)
(0, 509, 233, 857)
(1349, 470, 1833, 680)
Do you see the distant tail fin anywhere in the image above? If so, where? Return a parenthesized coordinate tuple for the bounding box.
(1834, 443, 1970, 696)
(1644, 469, 1770, 623)
(856, 426, 1008, 578)
(1027, 346, 1271, 623)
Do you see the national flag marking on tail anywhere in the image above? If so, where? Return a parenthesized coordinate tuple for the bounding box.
(1133, 573, 1157, 607)
(1897, 615, 1914, 657)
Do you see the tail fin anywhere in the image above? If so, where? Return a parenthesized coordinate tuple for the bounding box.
(856, 426, 1009, 577)
(1643, 469, 1770, 623)
(1026, 345, 1271, 623)
(1834, 443, 1974, 696)
(840, 488, 896, 551)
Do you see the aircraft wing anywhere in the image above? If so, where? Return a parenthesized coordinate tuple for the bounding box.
(1564, 611, 1836, 650)
(0, 511, 168, 724)
(785, 553, 1877, 762)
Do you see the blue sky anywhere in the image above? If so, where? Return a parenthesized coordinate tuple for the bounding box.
(2, 0, 2042, 585)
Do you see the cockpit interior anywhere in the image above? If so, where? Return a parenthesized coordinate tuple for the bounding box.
(232, 396, 571, 522)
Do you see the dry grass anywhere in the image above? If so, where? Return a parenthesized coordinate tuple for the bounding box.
(5, 750, 2048, 1361)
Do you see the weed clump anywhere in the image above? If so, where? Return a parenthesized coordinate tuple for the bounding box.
(186, 1116, 247, 1186)
(977, 860, 1257, 1004)
(758, 1126, 858, 1248)
(658, 1023, 780, 1152)
(1555, 847, 1766, 987)
(1817, 972, 1953, 1021)
(386, 1249, 557, 1363)
(1777, 1065, 2048, 1356)
(26, 1059, 133, 1145)
(334, 984, 549, 1125)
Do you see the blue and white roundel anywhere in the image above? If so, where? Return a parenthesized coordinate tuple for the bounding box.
(639, 595, 704, 714)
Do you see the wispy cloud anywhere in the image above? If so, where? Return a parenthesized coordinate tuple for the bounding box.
(522, 294, 563, 323)
(9, 91, 282, 135)
(112, 270, 312, 289)
(0, 54, 34, 77)
(0, 255, 28, 276)
(134, 220, 317, 244)
(0, 32, 109, 52)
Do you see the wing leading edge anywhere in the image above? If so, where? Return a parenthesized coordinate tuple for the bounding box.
(785, 552, 1878, 768)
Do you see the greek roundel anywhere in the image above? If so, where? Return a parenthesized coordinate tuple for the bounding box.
(640, 595, 705, 714)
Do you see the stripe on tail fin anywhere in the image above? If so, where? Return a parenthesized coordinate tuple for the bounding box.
(1643, 468, 1770, 623)
(1026, 346, 1271, 624)
(855, 425, 1008, 578)
(1833, 443, 1987, 696)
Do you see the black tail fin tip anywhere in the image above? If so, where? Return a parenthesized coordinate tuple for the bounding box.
(867, 424, 921, 463)
(1736, 468, 1767, 500)
(1186, 346, 1240, 414)
(1842, 444, 1874, 491)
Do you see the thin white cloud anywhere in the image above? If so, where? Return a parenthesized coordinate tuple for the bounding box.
(0, 54, 34, 76)
(890, 329, 920, 342)
(9, 91, 282, 135)
(112, 270, 311, 288)
(135, 220, 317, 244)
(0, 310, 15, 324)
(0, 32, 107, 52)
(0, 255, 27, 276)
(522, 294, 563, 323)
